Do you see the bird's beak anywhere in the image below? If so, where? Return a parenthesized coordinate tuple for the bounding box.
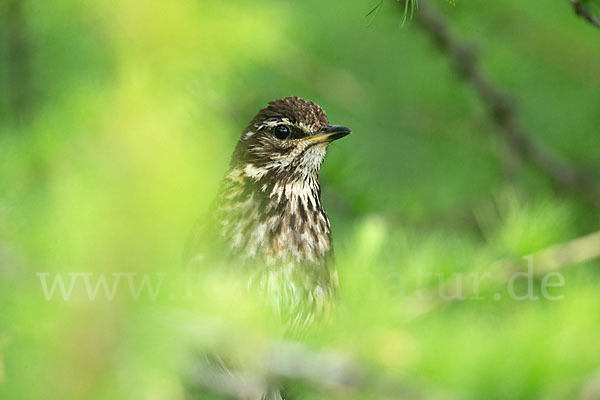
(303, 125, 352, 144)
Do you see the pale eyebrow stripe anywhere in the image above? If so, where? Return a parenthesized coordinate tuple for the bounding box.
(294, 122, 312, 134)
(254, 119, 312, 134)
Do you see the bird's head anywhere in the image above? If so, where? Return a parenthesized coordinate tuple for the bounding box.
(230, 97, 351, 182)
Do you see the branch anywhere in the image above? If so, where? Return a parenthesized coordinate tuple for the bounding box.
(184, 361, 265, 399)
(406, 230, 600, 317)
(400, 0, 600, 208)
(492, 229, 600, 275)
(182, 339, 444, 399)
(6, 0, 34, 124)
(0, 335, 9, 384)
(569, 0, 600, 29)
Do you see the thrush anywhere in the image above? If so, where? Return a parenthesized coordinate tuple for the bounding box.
(185, 96, 351, 398)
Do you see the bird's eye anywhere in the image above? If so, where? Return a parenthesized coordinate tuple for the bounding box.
(273, 125, 291, 140)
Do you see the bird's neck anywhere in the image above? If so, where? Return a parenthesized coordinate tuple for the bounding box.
(214, 164, 339, 329)
(215, 164, 332, 266)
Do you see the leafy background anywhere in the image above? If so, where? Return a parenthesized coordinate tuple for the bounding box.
(1, 0, 599, 399)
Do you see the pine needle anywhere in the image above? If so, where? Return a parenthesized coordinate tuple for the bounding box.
(366, 0, 384, 27)
(400, 0, 418, 26)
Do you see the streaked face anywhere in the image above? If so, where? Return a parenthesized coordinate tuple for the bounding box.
(231, 97, 350, 181)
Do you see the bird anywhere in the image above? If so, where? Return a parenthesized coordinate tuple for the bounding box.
(184, 96, 351, 399)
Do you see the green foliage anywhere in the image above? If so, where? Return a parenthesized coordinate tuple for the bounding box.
(367, 0, 418, 26)
(1, 0, 599, 399)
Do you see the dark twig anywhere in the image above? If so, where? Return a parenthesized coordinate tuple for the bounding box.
(570, 0, 600, 29)
(399, 0, 600, 208)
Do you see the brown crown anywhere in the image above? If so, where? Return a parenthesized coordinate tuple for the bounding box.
(247, 96, 329, 132)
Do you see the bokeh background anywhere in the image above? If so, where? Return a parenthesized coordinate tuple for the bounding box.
(1, 0, 600, 399)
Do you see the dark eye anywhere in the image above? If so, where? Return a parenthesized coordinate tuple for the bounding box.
(273, 125, 290, 140)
